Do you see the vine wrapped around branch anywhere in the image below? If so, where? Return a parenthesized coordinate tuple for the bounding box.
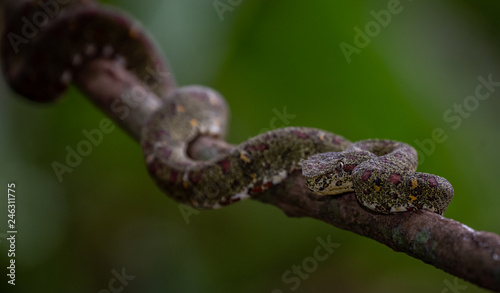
(1, 0, 499, 291)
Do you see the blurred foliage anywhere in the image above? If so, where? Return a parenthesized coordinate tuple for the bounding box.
(1, 0, 500, 292)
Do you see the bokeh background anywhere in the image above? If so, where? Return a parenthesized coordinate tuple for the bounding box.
(1, 0, 500, 292)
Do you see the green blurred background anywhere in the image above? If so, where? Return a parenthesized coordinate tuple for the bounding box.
(1, 0, 500, 292)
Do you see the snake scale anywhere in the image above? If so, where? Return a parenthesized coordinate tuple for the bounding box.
(2, 1, 454, 215)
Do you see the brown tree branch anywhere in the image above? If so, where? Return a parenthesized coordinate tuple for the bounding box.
(73, 60, 161, 140)
(254, 171, 500, 292)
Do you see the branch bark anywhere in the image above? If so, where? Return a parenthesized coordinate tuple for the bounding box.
(253, 170, 500, 292)
(73, 60, 161, 140)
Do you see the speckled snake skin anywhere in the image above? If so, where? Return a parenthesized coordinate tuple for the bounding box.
(301, 140, 454, 214)
(141, 86, 453, 214)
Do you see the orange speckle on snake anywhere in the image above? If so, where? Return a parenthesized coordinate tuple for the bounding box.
(411, 178, 418, 189)
(240, 152, 251, 163)
(129, 28, 139, 39)
(177, 105, 186, 113)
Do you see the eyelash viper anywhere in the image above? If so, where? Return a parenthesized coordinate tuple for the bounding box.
(300, 140, 454, 214)
(2, 1, 454, 215)
(141, 87, 453, 214)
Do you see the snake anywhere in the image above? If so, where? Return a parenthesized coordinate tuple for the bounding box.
(140, 87, 454, 214)
(300, 140, 454, 214)
(2, 1, 454, 215)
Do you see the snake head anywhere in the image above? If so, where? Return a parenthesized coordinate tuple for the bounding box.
(301, 152, 357, 195)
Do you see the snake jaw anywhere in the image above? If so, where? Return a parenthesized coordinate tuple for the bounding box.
(301, 152, 357, 195)
(304, 172, 355, 196)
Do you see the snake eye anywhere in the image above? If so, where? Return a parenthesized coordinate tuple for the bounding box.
(339, 162, 344, 169)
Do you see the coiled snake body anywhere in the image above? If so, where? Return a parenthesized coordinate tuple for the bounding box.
(141, 86, 454, 214)
(2, 1, 454, 215)
(141, 86, 353, 209)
